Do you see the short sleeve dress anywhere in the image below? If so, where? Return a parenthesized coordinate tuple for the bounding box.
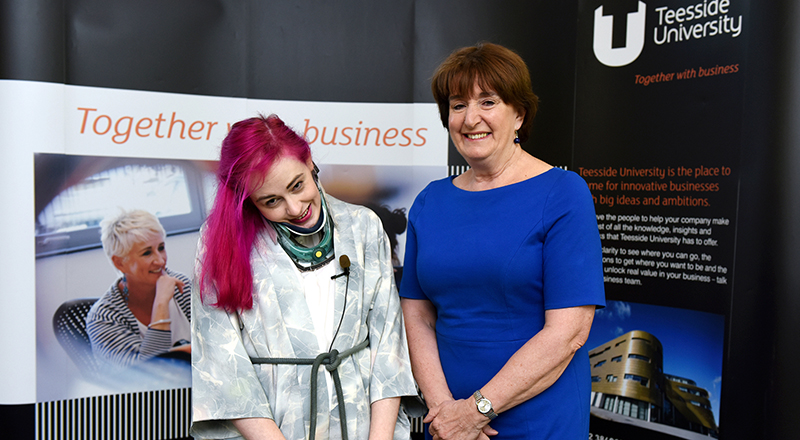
(399, 168, 606, 439)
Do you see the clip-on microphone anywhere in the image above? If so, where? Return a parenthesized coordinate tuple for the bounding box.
(331, 255, 350, 279)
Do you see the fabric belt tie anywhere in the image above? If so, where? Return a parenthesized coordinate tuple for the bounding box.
(250, 338, 370, 440)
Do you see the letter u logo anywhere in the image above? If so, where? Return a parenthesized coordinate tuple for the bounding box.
(593, 1, 646, 67)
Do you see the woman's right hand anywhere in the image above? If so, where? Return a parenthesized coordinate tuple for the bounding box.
(425, 399, 497, 440)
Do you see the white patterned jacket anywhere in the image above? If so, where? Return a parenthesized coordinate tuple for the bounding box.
(190, 195, 416, 440)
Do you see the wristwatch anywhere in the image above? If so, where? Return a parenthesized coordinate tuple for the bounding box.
(473, 390, 498, 419)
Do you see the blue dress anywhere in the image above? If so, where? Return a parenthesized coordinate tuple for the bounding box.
(399, 168, 605, 439)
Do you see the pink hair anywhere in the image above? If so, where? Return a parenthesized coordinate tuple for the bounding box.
(200, 114, 312, 311)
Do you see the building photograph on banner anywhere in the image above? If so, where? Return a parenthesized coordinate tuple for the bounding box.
(586, 300, 724, 439)
(33, 152, 443, 402)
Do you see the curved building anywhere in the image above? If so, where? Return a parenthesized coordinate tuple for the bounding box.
(588, 330, 718, 437)
(590, 330, 663, 421)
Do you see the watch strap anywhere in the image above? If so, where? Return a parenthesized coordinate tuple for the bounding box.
(473, 390, 498, 419)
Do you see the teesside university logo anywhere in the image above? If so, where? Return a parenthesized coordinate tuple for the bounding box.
(592, 0, 744, 67)
(593, 1, 647, 67)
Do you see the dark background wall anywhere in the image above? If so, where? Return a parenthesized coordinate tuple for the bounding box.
(761, 0, 800, 438)
(1, 0, 798, 438)
(0, 0, 578, 166)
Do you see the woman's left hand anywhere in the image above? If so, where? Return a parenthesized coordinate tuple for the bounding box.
(425, 399, 498, 440)
(154, 272, 185, 304)
(149, 271, 185, 329)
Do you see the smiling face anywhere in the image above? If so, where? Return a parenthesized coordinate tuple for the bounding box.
(112, 232, 167, 286)
(249, 156, 321, 228)
(448, 82, 524, 165)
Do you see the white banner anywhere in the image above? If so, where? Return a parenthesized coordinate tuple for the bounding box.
(0, 79, 447, 402)
(51, 82, 447, 165)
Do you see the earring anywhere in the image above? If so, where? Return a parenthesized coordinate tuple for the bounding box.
(120, 275, 129, 302)
(514, 130, 520, 144)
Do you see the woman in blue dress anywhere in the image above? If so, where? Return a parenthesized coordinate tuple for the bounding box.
(399, 43, 606, 440)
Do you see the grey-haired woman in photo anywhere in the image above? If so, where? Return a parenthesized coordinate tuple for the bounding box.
(86, 209, 191, 367)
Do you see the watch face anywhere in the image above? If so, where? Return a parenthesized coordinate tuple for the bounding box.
(477, 399, 491, 413)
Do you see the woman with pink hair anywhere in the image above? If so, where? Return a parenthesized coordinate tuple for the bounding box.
(190, 114, 416, 440)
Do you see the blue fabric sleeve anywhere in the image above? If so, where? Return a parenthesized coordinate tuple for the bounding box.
(541, 172, 606, 310)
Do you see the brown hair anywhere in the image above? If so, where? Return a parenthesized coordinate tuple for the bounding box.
(431, 42, 539, 143)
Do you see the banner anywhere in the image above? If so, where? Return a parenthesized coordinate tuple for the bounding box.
(575, 0, 747, 437)
(10, 81, 445, 401)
